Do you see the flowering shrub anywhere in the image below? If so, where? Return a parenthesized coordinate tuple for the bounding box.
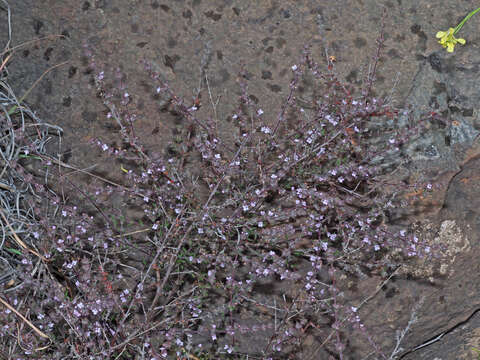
(0, 21, 439, 360)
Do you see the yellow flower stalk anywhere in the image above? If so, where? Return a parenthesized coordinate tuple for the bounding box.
(436, 7, 480, 52)
(436, 28, 465, 52)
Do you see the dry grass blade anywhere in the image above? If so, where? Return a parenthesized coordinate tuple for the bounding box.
(7, 61, 68, 116)
(0, 34, 66, 58)
(0, 207, 47, 261)
(0, 53, 11, 73)
(0, 295, 50, 340)
(37, 154, 143, 196)
(0, 182, 13, 191)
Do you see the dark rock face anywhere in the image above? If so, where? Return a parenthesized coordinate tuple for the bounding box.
(3, 0, 480, 358)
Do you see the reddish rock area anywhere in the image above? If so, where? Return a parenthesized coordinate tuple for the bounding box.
(2, 1, 480, 358)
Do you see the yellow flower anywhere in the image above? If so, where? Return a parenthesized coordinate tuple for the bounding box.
(436, 27, 466, 52)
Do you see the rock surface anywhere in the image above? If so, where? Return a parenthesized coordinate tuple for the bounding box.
(1, 0, 480, 358)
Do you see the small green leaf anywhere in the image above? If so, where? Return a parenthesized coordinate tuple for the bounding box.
(6, 248, 22, 256)
(18, 154, 42, 160)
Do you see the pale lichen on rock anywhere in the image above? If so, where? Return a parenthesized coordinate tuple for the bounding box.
(402, 219, 470, 281)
